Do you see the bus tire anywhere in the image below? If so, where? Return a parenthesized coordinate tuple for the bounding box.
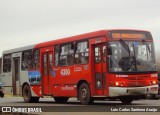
(150, 94, 159, 100)
(0, 92, 4, 98)
(120, 96, 133, 104)
(78, 82, 93, 105)
(22, 84, 39, 103)
(54, 97, 69, 103)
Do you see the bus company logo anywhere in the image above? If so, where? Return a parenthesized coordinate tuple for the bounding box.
(83, 65, 88, 70)
(116, 75, 128, 77)
(74, 67, 82, 72)
(95, 38, 102, 43)
(62, 85, 75, 91)
(2, 107, 11, 112)
(60, 69, 70, 76)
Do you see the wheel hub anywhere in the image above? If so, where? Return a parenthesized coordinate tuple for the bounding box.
(81, 88, 88, 99)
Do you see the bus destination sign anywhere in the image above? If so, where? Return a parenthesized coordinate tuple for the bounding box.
(112, 33, 145, 39)
(108, 31, 152, 40)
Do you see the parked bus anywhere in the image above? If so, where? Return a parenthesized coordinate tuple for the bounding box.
(1, 29, 159, 104)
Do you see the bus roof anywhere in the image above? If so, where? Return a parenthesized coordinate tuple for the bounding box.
(2, 29, 150, 54)
(35, 29, 149, 48)
(35, 30, 108, 48)
(2, 45, 35, 55)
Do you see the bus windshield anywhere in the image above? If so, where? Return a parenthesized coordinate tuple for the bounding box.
(108, 40, 156, 72)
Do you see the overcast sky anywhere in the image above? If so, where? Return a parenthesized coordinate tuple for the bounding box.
(0, 0, 160, 57)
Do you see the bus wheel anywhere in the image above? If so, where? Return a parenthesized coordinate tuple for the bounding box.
(0, 92, 4, 98)
(54, 97, 69, 103)
(23, 84, 39, 103)
(120, 96, 133, 104)
(79, 82, 92, 105)
(23, 84, 32, 102)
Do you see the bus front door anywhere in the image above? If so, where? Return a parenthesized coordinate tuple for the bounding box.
(42, 52, 53, 95)
(94, 44, 107, 96)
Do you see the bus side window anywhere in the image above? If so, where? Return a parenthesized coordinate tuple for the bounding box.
(54, 46, 59, 67)
(3, 54, 11, 73)
(103, 46, 106, 62)
(33, 49, 40, 69)
(60, 43, 74, 66)
(75, 41, 89, 64)
(22, 50, 33, 71)
(49, 53, 53, 75)
(95, 47, 101, 63)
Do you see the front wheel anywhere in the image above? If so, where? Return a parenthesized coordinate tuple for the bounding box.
(22, 84, 39, 103)
(150, 94, 159, 100)
(78, 82, 93, 105)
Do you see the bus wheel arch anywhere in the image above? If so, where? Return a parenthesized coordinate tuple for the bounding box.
(22, 83, 39, 103)
(77, 80, 88, 98)
(22, 83, 31, 102)
(22, 82, 29, 94)
(77, 80, 93, 105)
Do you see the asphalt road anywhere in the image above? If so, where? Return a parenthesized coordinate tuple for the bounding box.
(0, 97, 159, 106)
(0, 97, 160, 114)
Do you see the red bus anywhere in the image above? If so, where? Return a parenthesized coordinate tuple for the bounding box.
(1, 29, 159, 104)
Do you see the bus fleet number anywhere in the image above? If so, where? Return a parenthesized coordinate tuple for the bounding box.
(60, 69, 70, 76)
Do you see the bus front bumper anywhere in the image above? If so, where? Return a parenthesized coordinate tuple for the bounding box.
(109, 85, 158, 97)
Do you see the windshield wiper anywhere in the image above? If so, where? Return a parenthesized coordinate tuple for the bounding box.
(119, 39, 131, 57)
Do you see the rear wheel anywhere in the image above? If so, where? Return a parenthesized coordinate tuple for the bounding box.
(120, 96, 133, 104)
(0, 92, 4, 98)
(78, 82, 93, 105)
(54, 97, 69, 103)
(22, 84, 39, 103)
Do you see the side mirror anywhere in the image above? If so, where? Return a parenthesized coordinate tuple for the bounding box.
(107, 44, 112, 55)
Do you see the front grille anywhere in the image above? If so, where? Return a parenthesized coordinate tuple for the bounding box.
(126, 76, 149, 80)
(127, 81, 146, 87)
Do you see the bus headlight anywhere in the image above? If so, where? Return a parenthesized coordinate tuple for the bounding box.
(152, 80, 156, 85)
(115, 82, 123, 86)
(150, 80, 157, 85)
(115, 82, 119, 86)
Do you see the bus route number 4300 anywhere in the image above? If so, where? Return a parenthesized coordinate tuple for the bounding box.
(60, 69, 70, 76)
